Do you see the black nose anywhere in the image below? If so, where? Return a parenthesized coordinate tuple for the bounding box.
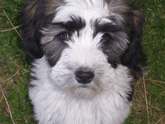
(75, 70, 95, 84)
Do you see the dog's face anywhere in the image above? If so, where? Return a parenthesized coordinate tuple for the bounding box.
(23, 0, 144, 98)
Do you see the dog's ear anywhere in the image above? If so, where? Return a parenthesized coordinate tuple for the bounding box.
(121, 3, 145, 73)
(22, 0, 61, 60)
(22, 0, 44, 60)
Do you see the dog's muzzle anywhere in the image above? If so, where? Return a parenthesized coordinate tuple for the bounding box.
(75, 69, 95, 84)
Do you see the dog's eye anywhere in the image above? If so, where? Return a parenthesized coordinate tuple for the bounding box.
(101, 34, 111, 42)
(60, 32, 70, 41)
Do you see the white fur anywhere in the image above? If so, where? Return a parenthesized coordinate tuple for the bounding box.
(53, 0, 109, 23)
(30, 56, 132, 124)
(29, 0, 133, 124)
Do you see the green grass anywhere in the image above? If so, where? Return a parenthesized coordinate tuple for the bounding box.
(0, 0, 165, 123)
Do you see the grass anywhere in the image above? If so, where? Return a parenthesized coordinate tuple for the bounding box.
(0, 0, 165, 123)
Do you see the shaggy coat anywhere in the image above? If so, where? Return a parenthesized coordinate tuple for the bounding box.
(22, 0, 145, 124)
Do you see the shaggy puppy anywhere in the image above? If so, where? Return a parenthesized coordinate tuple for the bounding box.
(22, 0, 145, 123)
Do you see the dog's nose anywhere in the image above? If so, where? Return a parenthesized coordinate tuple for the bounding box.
(75, 70, 95, 84)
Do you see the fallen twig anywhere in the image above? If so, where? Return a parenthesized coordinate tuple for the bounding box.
(155, 115, 165, 124)
(145, 79, 165, 84)
(0, 25, 22, 33)
(155, 91, 165, 102)
(12, 62, 29, 73)
(143, 76, 150, 124)
(0, 69, 20, 83)
(2, 9, 22, 40)
(149, 81, 165, 89)
(1, 91, 15, 124)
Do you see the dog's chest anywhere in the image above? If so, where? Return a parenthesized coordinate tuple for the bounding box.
(31, 84, 131, 124)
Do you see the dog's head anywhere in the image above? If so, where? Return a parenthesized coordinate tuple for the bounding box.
(23, 0, 144, 98)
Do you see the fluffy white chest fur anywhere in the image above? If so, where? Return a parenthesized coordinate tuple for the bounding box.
(29, 57, 132, 124)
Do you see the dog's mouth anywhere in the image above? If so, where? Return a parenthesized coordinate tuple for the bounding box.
(78, 83, 96, 89)
(79, 84, 89, 88)
(78, 84, 99, 92)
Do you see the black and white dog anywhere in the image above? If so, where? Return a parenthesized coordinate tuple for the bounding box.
(22, 0, 145, 123)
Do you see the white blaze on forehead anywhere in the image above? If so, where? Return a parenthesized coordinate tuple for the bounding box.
(69, 27, 102, 48)
(53, 0, 110, 23)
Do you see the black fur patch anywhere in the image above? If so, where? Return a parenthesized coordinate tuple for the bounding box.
(126, 83, 134, 101)
(94, 20, 126, 68)
(120, 3, 145, 75)
(29, 84, 37, 88)
(41, 17, 86, 66)
(22, 0, 64, 60)
(94, 22, 122, 35)
(64, 16, 86, 34)
(93, 2, 146, 73)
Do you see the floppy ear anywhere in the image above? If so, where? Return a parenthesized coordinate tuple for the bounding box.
(22, 0, 44, 60)
(22, 0, 61, 60)
(121, 3, 145, 74)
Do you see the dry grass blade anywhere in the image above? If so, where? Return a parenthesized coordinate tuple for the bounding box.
(0, 25, 22, 33)
(143, 76, 150, 124)
(149, 81, 165, 89)
(2, 9, 22, 41)
(1, 91, 15, 124)
(142, 30, 153, 40)
(0, 69, 20, 83)
(12, 62, 29, 73)
(155, 91, 165, 102)
(145, 79, 165, 84)
(155, 115, 165, 124)
(0, 95, 4, 103)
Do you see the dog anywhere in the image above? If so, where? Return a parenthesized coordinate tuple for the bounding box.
(22, 0, 145, 123)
